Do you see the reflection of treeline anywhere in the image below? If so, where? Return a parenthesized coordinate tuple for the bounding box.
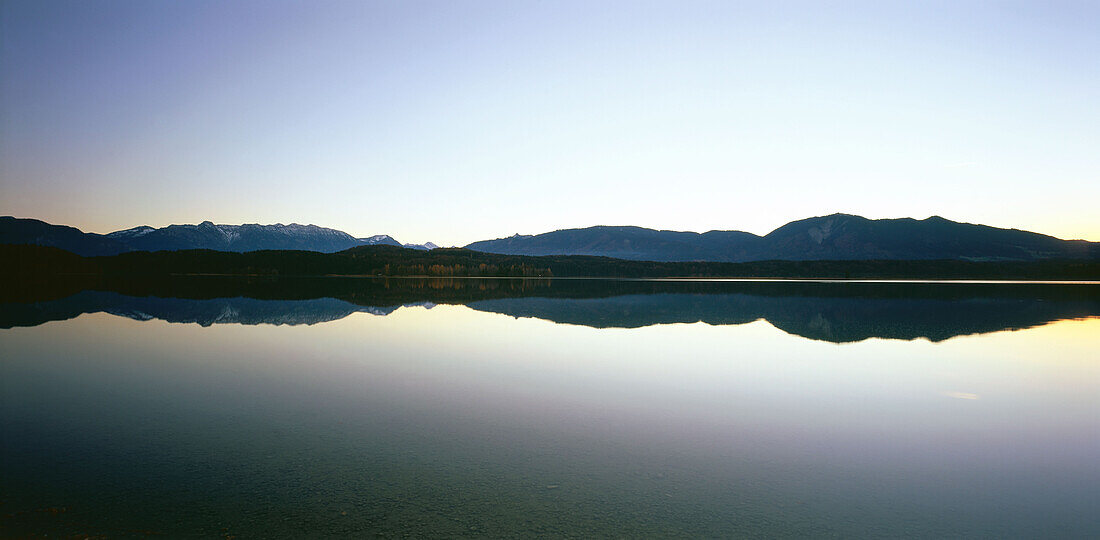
(3, 243, 1099, 281)
(6, 272, 1097, 307)
(3, 274, 1096, 341)
(379, 262, 551, 277)
(382, 277, 552, 291)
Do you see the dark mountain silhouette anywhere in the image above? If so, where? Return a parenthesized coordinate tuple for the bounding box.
(759, 214, 1095, 261)
(0, 217, 436, 255)
(1, 277, 1095, 343)
(3, 214, 1095, 261)
(467, 214, 1098, 262)
(465, 226, 763, 261)
(105, 221, 365, 253)
(0, 217, 127, 256)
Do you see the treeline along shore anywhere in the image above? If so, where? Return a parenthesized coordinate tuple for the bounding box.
(4, 243, 1099, 281)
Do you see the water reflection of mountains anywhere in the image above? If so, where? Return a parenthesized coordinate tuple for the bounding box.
(3, 277, 1097, 343)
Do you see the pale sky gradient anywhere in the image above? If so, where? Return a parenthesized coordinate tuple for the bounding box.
(2, 0, 1098, 246)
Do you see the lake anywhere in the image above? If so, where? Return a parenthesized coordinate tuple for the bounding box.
(2, 278, 1098, 537)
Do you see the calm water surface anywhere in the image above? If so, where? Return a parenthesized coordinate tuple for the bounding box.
(2, 279, 1098, 537)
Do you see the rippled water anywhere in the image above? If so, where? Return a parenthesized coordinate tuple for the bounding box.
(2, 278, 1098, 537)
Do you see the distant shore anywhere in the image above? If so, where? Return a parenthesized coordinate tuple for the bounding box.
(4, 243, 1099, 282)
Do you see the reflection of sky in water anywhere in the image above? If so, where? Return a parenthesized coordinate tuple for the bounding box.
(2, 306, 1098, 537)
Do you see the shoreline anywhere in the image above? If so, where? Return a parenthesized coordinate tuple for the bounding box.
(21, 272, 1100, 285)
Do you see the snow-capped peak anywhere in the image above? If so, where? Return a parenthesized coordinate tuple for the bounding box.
(358, 235, 402, 247)
(403, 241, 439, 251)
(106, 225, 156, 239)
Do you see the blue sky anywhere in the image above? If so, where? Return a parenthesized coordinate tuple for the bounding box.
(2, 0, 1097, 245)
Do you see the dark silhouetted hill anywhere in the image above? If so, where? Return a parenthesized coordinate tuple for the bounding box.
(466, 226, 763, 261)
(760, 214, 1096, 261)
(0, 217, 126, 256)
(467, 214, 1098, 262)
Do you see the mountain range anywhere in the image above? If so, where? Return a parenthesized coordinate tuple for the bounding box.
(466, 214, 1098, 262)
(0, 217, 438, 256)
(2, 213, 1096, 261)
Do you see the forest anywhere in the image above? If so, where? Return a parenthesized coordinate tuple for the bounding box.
(4, 243, 1099, 281)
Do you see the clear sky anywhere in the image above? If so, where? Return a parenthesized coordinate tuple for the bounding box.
(2, 0, 1097, 246)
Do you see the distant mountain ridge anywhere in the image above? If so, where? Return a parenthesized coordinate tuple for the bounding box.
(3, 213, 1096, 261)
(358, 234, 402, 247)
(108, 221, 363, 253)
(466, 214, 1098, 262)
(405, 241, 441, 251)
(0, 216, 125, 256)
(467, 226, 763, 262)
(0, 217, 437, 256)
(354, 235, 435, 252)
